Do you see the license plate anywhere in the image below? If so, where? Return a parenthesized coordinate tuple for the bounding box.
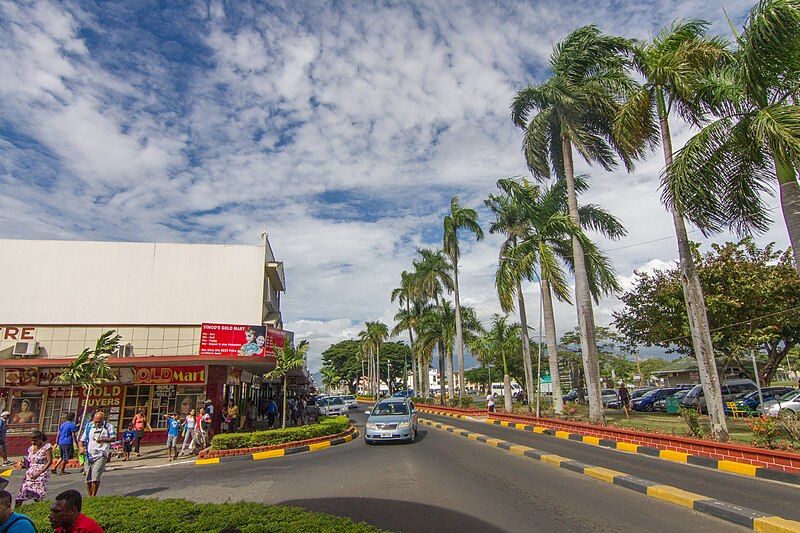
(381, 431, 393, 437)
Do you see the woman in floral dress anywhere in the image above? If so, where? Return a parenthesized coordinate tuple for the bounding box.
(15, 430, 52, 507)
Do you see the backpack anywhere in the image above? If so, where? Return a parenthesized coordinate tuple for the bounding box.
(0, 513, 35, 533)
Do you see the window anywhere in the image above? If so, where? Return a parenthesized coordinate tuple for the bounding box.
(175, 386, 205, 417)
(149, 385, 177, 429)
(42, 389, 79, 433)
(121, 385, 151, 431)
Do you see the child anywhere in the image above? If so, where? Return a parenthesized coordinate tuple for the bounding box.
(164, 413, 180, 461)
(122, 424, 136, 462)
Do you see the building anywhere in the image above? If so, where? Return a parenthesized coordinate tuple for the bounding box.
(650, 356, 745, 387)
(0, 237, 306, 452)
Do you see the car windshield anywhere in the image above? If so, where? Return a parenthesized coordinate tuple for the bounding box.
(672, 391, 688, 399)
(778, 390, 800, 401)
(317, 398, 329, 406)
(372, 402, 409, 416)
(641, 390, 660, 398)
(330, 397, 344, 405)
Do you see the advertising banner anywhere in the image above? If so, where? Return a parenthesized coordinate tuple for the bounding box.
(200, 323, 286, 358)
(133, 366, 206, 385)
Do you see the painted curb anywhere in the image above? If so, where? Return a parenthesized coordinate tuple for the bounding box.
(194, 428, 359, 466)
(420, 418, 800, 532)
(480, 418, 800, 486)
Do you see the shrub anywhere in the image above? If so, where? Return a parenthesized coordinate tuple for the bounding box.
(211, 416, 349, 450)
(20, 497, 384, 532)
(779, 411, 800, 442)
(679, 407, 704, 439)
(746, 415, 780, 448)
(459, 396, 473, 408)
(411, 396, 433, 405)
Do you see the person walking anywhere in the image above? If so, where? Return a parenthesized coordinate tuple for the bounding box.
(198, 408, 212, 450)
(0, 490, 35, 532)
(224, 400, 238, 433)
(53, 413, 78, 476)
(14, 431, 52, 507)
(121, 425, 136, 462)
(179, 409, 196, 456)
(486, 393, 495, 413)
(49, 489, 103, 533)
(245, 401, 257, 431)
(203, 400, 215, 440)
(618, 381, 631, 420)
(0, 412, 10, 466)
(78, 411, 115, 498)
(131, 408, 150, 458)
(266, 398, 277, 429)
(164, 414, 180, 461)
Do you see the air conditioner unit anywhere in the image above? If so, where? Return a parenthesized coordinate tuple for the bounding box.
(115, 343, 134, 358)
(12, 342, 39, 357)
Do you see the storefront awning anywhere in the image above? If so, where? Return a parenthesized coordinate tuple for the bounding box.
(0, 355, 276, 374)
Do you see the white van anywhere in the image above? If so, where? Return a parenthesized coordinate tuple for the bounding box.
(491, 382, 522, 397)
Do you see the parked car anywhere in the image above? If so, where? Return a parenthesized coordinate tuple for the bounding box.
(364, 398, 418, 444)
(392, 389, 414, 398)
(342, 395, 358, 409)
(654, 389, 689, 412)
(318, 396, 349, 417)
(563, 389, 580, 402)
(724, 387, 795, 415)
(601, 389, 619, 407)
(760, 390, 800, 417)
(680, 379, 757, 413)
(630, 387, 656, 400)
(630, 388, 678, 412)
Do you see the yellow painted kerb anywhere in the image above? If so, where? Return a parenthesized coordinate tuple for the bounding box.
(252, 449, 286, 460)
(555, 431, 571, 440)
(646, 485, 703, 509)
(309, 441, 332, 451)
(582, 436, 601, 446)
(533, 427, 548, 434)
(0, 469, 12, 478)
(509, 445, 533, 456)
(616, 441, 639, 453)
(584, 466, 624, 484)
(540, 454, 566, 466)
(717, 460, 758, 477)
(485, 438, 504, 447)
(195, 457, 220, 465)
(659, 449, 688, 463)
(753, 515, 800, 533)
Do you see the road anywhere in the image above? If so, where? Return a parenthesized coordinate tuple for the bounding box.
(6, 409, 760, 532)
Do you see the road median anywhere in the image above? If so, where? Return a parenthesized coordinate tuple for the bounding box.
(420, 417, 800, 532)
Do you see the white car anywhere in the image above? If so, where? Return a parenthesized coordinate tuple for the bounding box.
(761, 390, 800, 417)
(342, 395, 358, 409)
(318, 396, 350, 417)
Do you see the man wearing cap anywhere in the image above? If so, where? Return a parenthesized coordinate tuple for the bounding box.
(0, 412, 10, 466)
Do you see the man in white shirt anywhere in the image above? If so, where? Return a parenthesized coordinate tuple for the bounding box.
(486, 393, 495, 412)
(78, 411, 116, 497)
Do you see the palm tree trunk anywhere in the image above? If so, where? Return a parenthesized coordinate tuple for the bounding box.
(406, 301, 418, 395)
(438, 340, 446, 405)
(376, 344, 381, 398)
(516, 278, 535, 413)
(659, 96, 728, 441)
(776, 155, 800, 275)
(446, 345, 454, 402)
(80, 386, 91, 429)
(282, 376, 288, 429)
(453, 262, 466, 399)
(502, 354, 512, 411)
(541, 279, 564, 414)
(561, 135, 604, 423)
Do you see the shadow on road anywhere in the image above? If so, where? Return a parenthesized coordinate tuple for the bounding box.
(124, 487, 169, 497)
(279, 497, 504, 533)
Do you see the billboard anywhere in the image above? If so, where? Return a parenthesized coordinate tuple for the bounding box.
(199, 323, 286, 358)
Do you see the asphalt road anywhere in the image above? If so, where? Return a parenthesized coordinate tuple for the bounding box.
(6, 410, 749, 532)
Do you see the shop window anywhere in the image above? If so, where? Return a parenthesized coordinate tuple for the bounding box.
(42, 390, 79, 434)
(121, 385, 151, 431)
(8, 390, 44, 433)
(175, 386, 205, 417)
(149, 385, 177, 429)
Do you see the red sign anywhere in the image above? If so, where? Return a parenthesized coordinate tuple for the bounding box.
(200, 323, 285, 359)
(133, 366, 206, 385)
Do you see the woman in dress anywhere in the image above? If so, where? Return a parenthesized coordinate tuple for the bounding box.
(15, 430, 52, 507)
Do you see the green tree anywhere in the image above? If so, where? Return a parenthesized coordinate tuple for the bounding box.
(617, 18, 731, 441)
(320, 340, 364, 393)
(443, 196, 484, 400)
(391, 270, 422, 393)
(320, 367, 341, 394)
(266, 340, 308, 429)
(57, 330, 120, 428)
(663, 0, 800, 277)
(615, 239, 800, 386)
(512, 26, 636, 423)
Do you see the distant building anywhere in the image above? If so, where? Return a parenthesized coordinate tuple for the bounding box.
(650, 356, 745, 386)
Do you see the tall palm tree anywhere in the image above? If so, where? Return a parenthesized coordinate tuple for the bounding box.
(664, 0, 800, 277)
(266, 340, 308, 428)
(412, 248, 454, 404)
(489, 177, 625, 415)
(367, 321, 389, 397)
(357, 328, 373, 396)
(482, 315, 520, 411)
(392, 299, 431, 395)
(616, 19, 731, 441)
(512, 25, 637, 423)
(443, 197, 485, 399)
(320, 367, 341, 394)
(391, 271, 420, 393)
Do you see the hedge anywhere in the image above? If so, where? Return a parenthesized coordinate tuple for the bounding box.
(211, 416, 350, 450)
(20, 497, 384, 533)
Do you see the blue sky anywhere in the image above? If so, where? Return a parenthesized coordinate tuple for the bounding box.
(0, 1, 788, 371)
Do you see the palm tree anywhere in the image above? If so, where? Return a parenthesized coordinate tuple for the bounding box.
(616, 19, 731, 441)
(391, 271, 420, 393)
(266, 340, 308, 428)
(663, 0, 800, 277)
(412, 248, 454, 404)
(489, 177, 625, 415)
(512, 25, 636, 423)
(357, 329, 373, 396)
(320, 367, 341, 394)
(367, 321, 389, 398)
(443, 197, 484, 399)
(483, 315, 520, 411)
(57, 330, 120, 428)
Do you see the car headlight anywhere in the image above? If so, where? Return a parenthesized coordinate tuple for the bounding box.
(366, 422, 377, 430)
(398, 421, 412, 429)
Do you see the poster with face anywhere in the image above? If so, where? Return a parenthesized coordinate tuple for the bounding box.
(5, 368, 39, 387)
(10, 393, 42, 426)
(200, 324, 278, 357)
